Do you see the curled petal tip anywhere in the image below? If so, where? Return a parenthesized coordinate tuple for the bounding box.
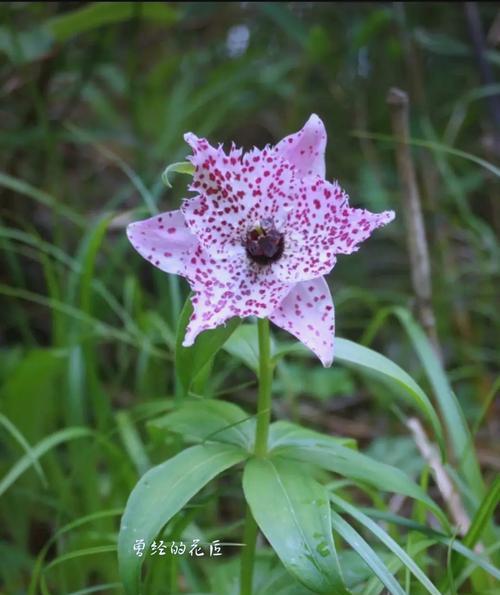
(307, 113, 324, 126)
(125, 221, 136, 241)
(275, 113, 327, 178)
(181, 336, 194, 347)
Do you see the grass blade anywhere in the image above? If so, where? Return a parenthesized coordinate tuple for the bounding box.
(0, 413, 47, 486)
(0, 427, 93, 496)
(330, 493, 441, 595)
(330, 510, 405, 595)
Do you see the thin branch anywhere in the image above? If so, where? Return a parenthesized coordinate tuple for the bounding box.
(387, 87, 442, 359)
(406, 417, 471, 536)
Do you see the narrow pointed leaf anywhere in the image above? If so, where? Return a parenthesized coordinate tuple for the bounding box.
(391, 307, 484, 498)
(0, 413, 46, 485)
(269, 420, 357, 451)
(243, 457, 350, 594)
(363, 306, 485, 502)
(272, 337, 445, 458)
(0, 427, 93, 497)
(452, 476, 500, 578)
(330, 510, 405, 595)
(118, 443, 246, 595)
(269, 421, 449, 530)
(335, 338, 445, 458)
(223, 323, 279, 375)
(161, 161, 195, 188)
(358, 509, 500, 581)
(330, 493, 441, 595)
(463, 476, 500, 550)
(363, 539, 438, 595)
(46, 2, 178, 42)
(222, 323, 262, 373)
(150, 399, 256, 451)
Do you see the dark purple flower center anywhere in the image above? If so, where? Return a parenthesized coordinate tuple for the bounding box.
(244, 218, 284, 265)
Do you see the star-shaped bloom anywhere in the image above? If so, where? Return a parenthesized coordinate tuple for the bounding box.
(127, 115, 395, 366)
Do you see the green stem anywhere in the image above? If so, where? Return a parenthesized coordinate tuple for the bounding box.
(240, 317, 273, 595)
(239, 506, 259, 595)
(254, 317, 272, 457)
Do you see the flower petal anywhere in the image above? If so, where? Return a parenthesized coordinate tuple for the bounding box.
(275, 113, 327, 178)
(182, 133, 296, 258)
(126, 210, 199, 277)
(184, 132, 243, 197)
(183, 255, 291, 346)
(274, 177, 395, 283)
(325, 206, 396, 255)
(269, 276, 334, 367)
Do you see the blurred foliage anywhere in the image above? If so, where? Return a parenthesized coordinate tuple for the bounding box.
(1, 2, 499, 594)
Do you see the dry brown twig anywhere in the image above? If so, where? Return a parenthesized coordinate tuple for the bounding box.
(406, 417, 472, 537)
(387, 89, 474, 537)
(387, 87, 442, 359)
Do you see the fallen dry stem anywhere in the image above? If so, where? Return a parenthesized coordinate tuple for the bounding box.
(387, 87, 442, 358)
(406, 417, 471, 536)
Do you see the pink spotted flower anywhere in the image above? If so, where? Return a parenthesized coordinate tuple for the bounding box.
(127, 115, 394, 366)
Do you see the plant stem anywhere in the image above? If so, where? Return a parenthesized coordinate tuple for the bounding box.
(240, 317, 273, 595)
(254, 317, 272, 457)
(240, 506, 259, 595)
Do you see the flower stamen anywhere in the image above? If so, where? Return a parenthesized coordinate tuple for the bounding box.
(244, 218, 284, 265)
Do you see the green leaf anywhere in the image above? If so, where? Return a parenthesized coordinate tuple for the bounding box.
(452, 476, 500, 579)
(390, 308, 484, 499)
(257, 3, 308, 46)
(269, 421, 449, 531)
(463, 476, 500, 550)
(454, 542, 500, 593)
(335, 338, 445, 458)
(150, 399, 256, 451)
(75, 213, 114, 316)
(0, 169, 85, 224)
(65, 123, 158, 216)
(46, 2, 177, 42)
(0, 413, 46, 485)
(223, 323, 262, 373)
(243, 457, 350, 594)
(350, 131, 500, 178)
(330, 510, 405, 595)
(118, 443, 246, 595)
(271, 337, 445, 457)
(29, 509, 123, 595)
(363, 538, 438, 595)
(43, 545, 117, 573)
(414, 29, 469, 57)
(223, 323, 284, 376)
(161, 161, 195, 188)
(1, 348, 64, 441)
(269, 420, 357, 451)
(175, 294, 240, 395)
(0, 427, 93, 497)
(116, 411, 151, 476)
(358, 509, 500, 581)
(330, 493, 441, 595)
(58, 583, 122, 595)
(0, 25, 52, 63)
(208, 555, 316, 595)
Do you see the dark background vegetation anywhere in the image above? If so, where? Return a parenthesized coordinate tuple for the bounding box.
(1, 2, 498, 593)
